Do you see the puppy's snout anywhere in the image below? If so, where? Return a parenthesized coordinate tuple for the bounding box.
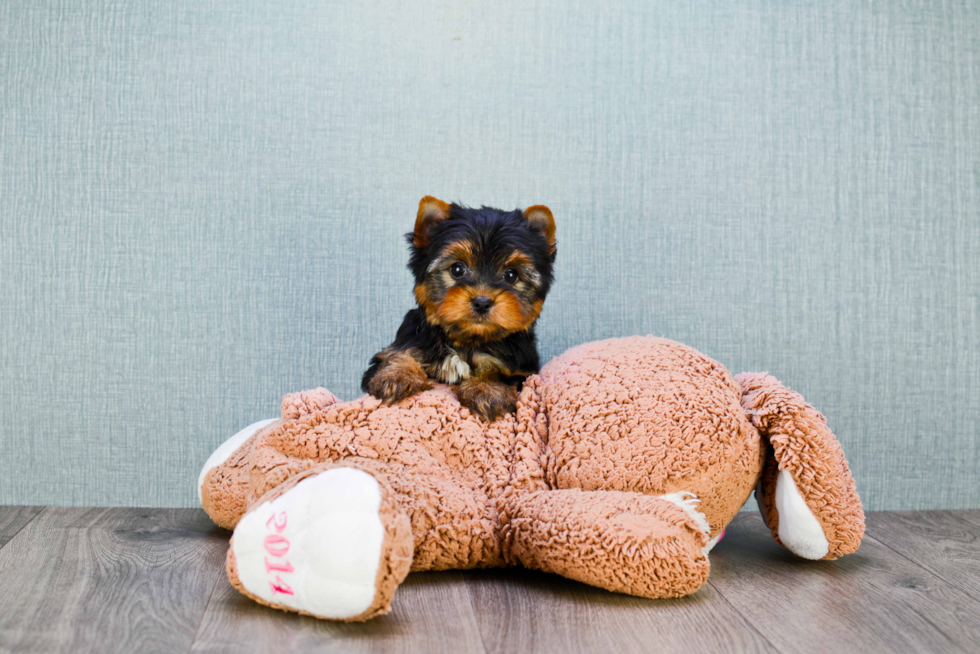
(471, 296, 494, 315)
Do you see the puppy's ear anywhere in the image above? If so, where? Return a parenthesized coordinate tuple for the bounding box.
(523, 205, 556, 254)
(414, 196, 451, 248)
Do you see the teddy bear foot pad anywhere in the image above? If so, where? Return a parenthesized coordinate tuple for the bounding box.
(773, 469, 830, 559)
(227, 467, 402, 620)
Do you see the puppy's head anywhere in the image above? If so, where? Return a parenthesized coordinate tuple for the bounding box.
(408, 196, 556, 344)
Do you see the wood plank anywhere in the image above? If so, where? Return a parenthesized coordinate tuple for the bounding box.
(708, 512, 980, 654)
(0, 506, 42, 548)
(191, 571, 487, 654)
(0, 508, 229, 654)
(4, 508, 979, 654)
(465, 566, 776, 654)
(866, 510, 980, 604)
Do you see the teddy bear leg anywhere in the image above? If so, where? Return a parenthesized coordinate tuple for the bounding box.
(502, 489, 711, 599)
(737, 372, 865, 560)
(226, 462, 414, 622)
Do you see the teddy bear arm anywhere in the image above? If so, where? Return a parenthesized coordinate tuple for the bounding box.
(200, 418, 281, 529)
(199, 387, 341, 529)
(500, 489, 711, 599)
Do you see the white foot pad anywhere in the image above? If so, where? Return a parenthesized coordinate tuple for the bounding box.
(659, 491, 711, 541)
(775, 469, 830, 559)
(232, 468, 385, 619)
(198, 418, 277, 502)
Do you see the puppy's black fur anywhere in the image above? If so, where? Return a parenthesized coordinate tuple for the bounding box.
(362, 197, 556, 422)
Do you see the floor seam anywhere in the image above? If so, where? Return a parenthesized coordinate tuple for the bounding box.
(184, 543, 227, 654)
(462, 571, 492, 654)
(0, 506, 47, 552)
(705, 578, 784, 654)
(862, 531, 980, 606)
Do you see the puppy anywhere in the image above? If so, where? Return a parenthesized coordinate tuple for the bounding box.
(362, 196, 556, 422)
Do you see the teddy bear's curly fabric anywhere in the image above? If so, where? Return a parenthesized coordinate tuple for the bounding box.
(200, 336, 864, 621)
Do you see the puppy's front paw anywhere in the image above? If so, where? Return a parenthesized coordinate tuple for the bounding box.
(456, 380, 518, 422)
(366, 353, 433, 404)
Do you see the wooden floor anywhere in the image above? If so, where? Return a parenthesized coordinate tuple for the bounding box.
(0, 508, 978, 654)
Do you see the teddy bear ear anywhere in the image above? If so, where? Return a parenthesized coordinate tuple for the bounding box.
(523, 205, 556, 254)
(413, 196, 451, 248)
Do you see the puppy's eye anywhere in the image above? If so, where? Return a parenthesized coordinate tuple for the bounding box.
(503, 268, 519, 284)
(450, 262, 467, 279)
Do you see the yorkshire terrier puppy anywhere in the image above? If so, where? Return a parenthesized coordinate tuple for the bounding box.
(362, 196, 556, 422)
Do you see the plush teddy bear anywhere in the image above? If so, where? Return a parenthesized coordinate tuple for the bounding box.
(199, 336, 864, 621)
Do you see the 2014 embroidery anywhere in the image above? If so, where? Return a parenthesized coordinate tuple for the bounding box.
(264, 511, 294, 595)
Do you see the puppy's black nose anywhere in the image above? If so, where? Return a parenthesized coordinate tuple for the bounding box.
(471, 296, 494, 314)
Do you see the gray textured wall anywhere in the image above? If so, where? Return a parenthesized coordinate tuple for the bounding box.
(1, 0, 977, 510)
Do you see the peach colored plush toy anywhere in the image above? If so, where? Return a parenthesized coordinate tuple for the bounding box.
(199, 336, 864, 621)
